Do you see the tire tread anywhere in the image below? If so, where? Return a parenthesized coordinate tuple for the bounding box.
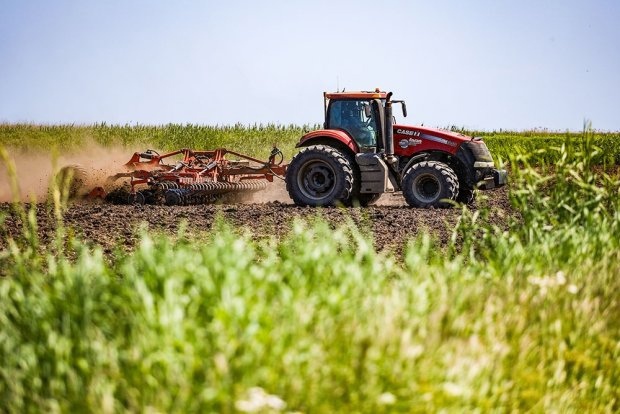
(286, 145, 354, 206)
(402, 160, 459, 208)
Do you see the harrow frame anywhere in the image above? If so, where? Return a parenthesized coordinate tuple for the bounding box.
(99, 147, 287, 205)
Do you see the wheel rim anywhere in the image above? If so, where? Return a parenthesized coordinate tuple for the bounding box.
(297, 160, 336, 200)
(412, 173, 441, 203)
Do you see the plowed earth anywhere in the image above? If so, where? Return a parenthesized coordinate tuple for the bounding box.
(0, 183, 512, 257)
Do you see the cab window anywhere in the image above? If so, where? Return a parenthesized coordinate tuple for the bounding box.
(328, 100, 377, 148)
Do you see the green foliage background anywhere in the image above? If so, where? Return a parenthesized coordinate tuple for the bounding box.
(2, 122, 619, 165)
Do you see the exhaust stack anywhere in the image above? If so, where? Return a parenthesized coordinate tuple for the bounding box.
(384, 92, 397, 165)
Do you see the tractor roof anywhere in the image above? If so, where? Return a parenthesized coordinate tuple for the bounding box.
(324, 90, 387, 100)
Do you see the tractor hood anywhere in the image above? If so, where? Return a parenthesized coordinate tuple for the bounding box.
(392, 124, 473, 155)
(394, 125, 472, 144)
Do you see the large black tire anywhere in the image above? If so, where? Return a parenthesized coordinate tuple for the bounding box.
(286, 145, 354, 206)
(55, 164, 90, 200)
(402, 161, 459, 208)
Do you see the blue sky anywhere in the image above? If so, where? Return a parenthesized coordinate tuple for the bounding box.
(1, 0, 618, 130)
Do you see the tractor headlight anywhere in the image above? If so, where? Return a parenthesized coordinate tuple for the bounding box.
(463, 141, 494, 164)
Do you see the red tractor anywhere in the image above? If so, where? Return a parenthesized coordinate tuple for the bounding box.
(285, 89, 507, 207)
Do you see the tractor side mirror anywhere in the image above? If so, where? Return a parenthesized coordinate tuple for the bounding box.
(392, 100, 408, 118)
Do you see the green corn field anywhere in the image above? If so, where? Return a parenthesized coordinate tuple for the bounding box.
(1, 122, 619, 165)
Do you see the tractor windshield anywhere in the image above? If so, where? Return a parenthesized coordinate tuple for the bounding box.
(328, 100, 378, 148)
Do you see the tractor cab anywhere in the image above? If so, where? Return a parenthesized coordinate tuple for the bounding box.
(326, 99, 379, 150)
(323, 90, 407, 154)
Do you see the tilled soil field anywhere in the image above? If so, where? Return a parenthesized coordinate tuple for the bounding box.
(1, 186, 512, 256)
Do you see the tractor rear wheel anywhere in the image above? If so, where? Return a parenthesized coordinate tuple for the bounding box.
(402, 161, 458, 208)
(286, 145, 353, 206)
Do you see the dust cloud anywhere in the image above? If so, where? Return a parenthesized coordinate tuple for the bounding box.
(249, 178, 291, 204)
(0, 144, 134, 202)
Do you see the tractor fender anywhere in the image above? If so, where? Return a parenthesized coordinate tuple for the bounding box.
(296, 129, 359, 155)
(401, 152, 431, 174)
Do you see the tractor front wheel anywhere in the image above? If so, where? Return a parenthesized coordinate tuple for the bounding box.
(286, 145, 353, 206)
(402, 161, 459, 208)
